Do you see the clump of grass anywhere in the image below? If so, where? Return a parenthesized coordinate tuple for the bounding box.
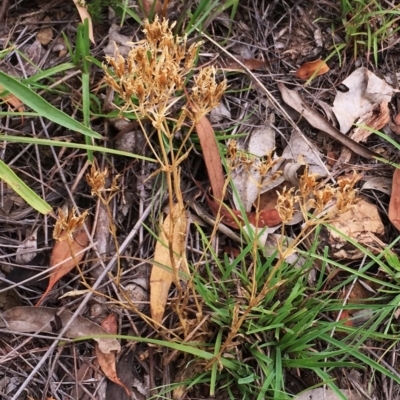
(339, 0, 400, 63)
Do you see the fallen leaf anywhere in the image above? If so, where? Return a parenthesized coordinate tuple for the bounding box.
(206, 196, 281, 229)
(295, 388, 363, 400)
(96, 314, 130, 396)
(278, 83, 378, 160)
(15, 228, 38, 264)
(389, 168, 400, 230)
(36, 26, 53, 46)
(326, 199, 385, 259)
(295, 59, 329, 80)
(71, 0, 95, 44)
(210, 103, 231, 123)
(332, 67, 396, 133)
(105, 349, 135, 400)
(103, 24, 133, 57)
(230, 123, 277, 212)
(36, 219, 90, 306)
(0, 306, 121, 353)
(0, 84, 24, 112)
(195, 116, 225, 202)
(281, 130, 327, 178)
(150, 203, 187, 324)
(350, 101, 390, 142)
(361, 176, 392, 195)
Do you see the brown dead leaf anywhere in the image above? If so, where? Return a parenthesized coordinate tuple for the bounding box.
(36, 26, 53, 46)
(277, 83, 378, 160)
(150, 202, 187, 324)
(327, 199, 385, 259)
(36, 221, 90, 306)
(351, 102, 390, 142)
(206, 196, 281, 229)
(0, 84, 24, 112)
(71, 0, 95, 44)
(0, 306, 121, 353)
(142, 0, 163, 16)
(295, 59, 330, 80)
(96, 314, 130, 396)
(195, 116, 225, 202)
(389, 168, 400, 230)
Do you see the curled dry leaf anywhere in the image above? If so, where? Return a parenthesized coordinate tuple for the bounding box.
(150, 203, 187, 324)
(295, 59, 329, 80)
(332, 67, 396, 133)
(351, 101, 390, 143)
(278, 83, 378, 160)
(96, 314, 130, 396)
(389, 168, 400, 230)
(195, 116, 225, 202)
(0, 306, 121, 353)
(36, 218, 90, 306)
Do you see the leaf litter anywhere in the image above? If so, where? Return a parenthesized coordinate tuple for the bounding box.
(2, 3, 400, 399)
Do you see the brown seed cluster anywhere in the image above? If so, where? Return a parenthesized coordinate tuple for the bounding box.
(104, 17, 226, 128)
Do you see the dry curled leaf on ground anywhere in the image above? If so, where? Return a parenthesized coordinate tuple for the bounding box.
(295, 59, 329, 80)
(36, 211, 90, 306)
(389, 168, 400, 230)
(0, 306, 121, 353)
(96, 314, 130, 396)
(230, 123, 276, 212)
(195, 115, 226, 203)
(150, 202, 187, 325)
(332, 67, 396, 134)
(277, 83, 378, 160)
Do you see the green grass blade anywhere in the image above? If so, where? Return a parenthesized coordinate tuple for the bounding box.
(0, 71, 102, 139)
(0, 135, 157, 162)
(0, 160, 52, 214)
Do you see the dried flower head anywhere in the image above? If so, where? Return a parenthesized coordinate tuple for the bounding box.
(104, 16, 203, 123)
(53, 208, 88, 241)
(190, 66, 227, 121)
(335, 172, 361, 213)
(313, 185, 336, 213)
(86, 165, 120, 202)
(104, 17, 227, 129)
(276, 187, 297, 224)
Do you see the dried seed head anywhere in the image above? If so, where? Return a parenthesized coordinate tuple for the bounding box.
(190, 66, 227, 120)
(103, 16, 205, 123)
(53, 208, 88, 241)
(276, 187, 297, 224)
